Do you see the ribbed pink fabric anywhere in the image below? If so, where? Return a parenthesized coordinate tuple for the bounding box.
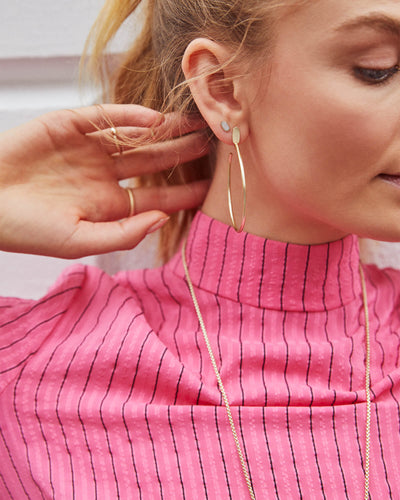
(1, 211, 400, 499)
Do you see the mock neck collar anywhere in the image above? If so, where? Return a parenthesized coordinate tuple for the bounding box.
(170, 211, 362, 312)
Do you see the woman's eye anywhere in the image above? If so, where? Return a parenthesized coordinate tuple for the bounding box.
(354, 65, 399, 84)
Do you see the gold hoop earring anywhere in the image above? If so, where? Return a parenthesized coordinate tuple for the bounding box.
(227, 126, 247, 232)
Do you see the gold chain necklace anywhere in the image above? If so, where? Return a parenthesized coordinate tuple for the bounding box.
(182, 241, 371, 500)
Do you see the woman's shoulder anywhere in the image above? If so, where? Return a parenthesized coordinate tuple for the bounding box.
(364, 262, 400, 310)
(364, 261, 400, 284)
(0, 263, 155, 391)
(0, 264, 88, 322)
(0, 259, 176, 329)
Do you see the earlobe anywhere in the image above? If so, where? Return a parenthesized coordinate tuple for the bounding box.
(182, 38, 249, 144)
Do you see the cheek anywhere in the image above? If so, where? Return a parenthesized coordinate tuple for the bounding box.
(298, 93, 396, 178)
(253, 72, 399, 197)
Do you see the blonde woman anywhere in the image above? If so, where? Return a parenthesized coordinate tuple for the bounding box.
(1, 0, 400, 498)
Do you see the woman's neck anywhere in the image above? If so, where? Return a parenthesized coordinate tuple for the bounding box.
(202, 142, 348, 245)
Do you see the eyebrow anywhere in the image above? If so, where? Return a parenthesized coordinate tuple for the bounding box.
(335, 13, 400, 38)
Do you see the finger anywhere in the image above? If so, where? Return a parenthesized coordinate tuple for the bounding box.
(131, 180, 210, 214)
(114, 131, 210, 179)
(87, 179, 209, 223)
(86, 126, 157, 156)
(86, 115, 208, 156)
(60, 211, 169, 258)
(66, 104, 164, 135)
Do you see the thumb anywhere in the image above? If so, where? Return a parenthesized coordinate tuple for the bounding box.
(62, 211, 169, 258)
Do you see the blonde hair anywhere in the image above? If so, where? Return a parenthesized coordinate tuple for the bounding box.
(84, 0, 299, 261)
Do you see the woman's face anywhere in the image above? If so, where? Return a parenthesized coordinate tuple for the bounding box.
(244, 0, 400, 243)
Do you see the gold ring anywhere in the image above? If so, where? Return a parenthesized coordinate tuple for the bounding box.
(111, 126, 123, 155)
(125, 187, 135, 217)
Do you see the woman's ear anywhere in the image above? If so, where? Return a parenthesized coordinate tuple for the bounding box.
(182, 38, 249, 144)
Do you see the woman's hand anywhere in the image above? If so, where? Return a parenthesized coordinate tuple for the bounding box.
(0, 104, 209, 258)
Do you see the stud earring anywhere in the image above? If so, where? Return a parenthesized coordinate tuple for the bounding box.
(220, 120, 231, 132)
(227, 126, 247, 233)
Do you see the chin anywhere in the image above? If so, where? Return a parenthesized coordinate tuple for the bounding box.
(353, 224, 400, 244)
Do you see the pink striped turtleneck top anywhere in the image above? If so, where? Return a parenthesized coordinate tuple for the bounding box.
(1, 212, 400, 499)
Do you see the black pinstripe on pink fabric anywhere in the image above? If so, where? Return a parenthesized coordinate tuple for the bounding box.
(0, 212, 400, 499)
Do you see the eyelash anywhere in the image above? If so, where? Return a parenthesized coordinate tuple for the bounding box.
(354, 65, 400, 85)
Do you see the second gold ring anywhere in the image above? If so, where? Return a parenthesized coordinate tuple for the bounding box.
(125, 187, 135, 217)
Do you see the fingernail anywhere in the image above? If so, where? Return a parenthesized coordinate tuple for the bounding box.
(146, 217, 170, 235)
